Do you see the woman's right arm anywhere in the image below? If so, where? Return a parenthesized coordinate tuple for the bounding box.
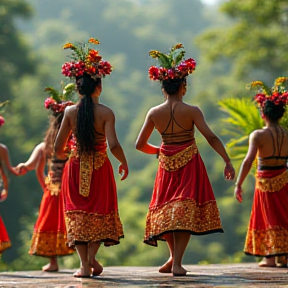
(16, 143, 45, 175)
(105, 109, 129, 180)
(193, 106, 235, 180)
(0, 144, 18, 175)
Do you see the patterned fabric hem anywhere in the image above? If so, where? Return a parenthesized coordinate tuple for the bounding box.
(144, 198, 223, 247)
(0, 241, 11, 254)
(65, 210, 124, 247)
(244, 226, 288, 256)
(29, 232, 75, 257)
(256, 170, 288, 193)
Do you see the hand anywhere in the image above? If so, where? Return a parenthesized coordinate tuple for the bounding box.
(234, 185, 243, 203)
(118, 163, 129, 181)
(224, 162, 235, 180)
(15, 163, 28, 176)
(0, 189, 8, 202)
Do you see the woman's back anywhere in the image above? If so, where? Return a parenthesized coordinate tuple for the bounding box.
(66, 103, 110, 145)
(151, 101, 195, 144)
(257, 126, 288, 168)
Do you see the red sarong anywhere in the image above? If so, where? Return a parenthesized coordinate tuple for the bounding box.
(29, 175, 75, 257)
(0, 215, 11, 254)
(144, 140, 223, 246)
(244, 168, 288, 256)
(62, 143, 123, 247)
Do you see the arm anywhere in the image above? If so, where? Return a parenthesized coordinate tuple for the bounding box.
(0, 144, 18, 175)
(193, 107, 235, 180)
(54, 108, 72, 160)
(234, 131, 258, 203)
(15, 143, 45, 175)
(135, 109, 160, 155)
(35, 148, 46, 190)
(105, 110, 129, 180)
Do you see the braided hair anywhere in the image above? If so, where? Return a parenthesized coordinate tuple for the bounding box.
(76, 73, 101, 153)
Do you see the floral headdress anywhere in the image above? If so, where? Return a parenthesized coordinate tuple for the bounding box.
(44, 82, 76, 114)
(148, 43, 196, 81)
(248, 77, 288, 107)
(61, 38, 112, 80)
(0, 101, 9, 127)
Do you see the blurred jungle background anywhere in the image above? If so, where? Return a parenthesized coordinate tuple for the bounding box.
(1, 0, 288, 271)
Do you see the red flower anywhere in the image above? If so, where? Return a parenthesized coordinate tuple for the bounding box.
(0, 116, 5, 127)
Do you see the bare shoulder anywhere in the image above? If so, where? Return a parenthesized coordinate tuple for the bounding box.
(65, 104, 77, 116)
(250, 129, 265, 141)
(0, 143, 8, 154)
(97, 104, 115, 120)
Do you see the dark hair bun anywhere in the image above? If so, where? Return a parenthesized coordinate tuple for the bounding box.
(263, 100, 285, 121)
(162, 78, 185, 95)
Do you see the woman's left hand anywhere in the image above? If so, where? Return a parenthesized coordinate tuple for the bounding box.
(234, 186, 243, 203)
(224, 162, 235, 180)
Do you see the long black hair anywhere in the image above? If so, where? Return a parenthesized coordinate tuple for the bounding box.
(263, 100, 286, 122)
(76, 73, 101, 153)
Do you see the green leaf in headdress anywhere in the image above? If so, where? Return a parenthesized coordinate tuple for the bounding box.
(63, 83, 76, 100)
(247, 80, 271, 95)
(44, 87, 62, 102)
(0, 100, 9, 113)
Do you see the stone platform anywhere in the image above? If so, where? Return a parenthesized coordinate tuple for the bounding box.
(0, 263, 288, 287)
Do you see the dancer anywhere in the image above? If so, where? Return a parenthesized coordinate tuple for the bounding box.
(55, 38, 128, 277)
(0, 109, 17, 255)
(235, 77, 288, 267)
(136, 44, 235, 276)
(16, 84, 76, 271)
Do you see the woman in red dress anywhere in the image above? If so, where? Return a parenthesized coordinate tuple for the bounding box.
(136, 44, 235, 276)
(0, 110, 18, 255)
(235, 77, 288, 267)
(55, 38, 128, 278)
(16, 85, 76, 271)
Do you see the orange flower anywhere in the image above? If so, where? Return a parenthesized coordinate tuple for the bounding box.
(88, 38, 100, 45)
(63, 43, 75, 50)
(171, 43, 184, 51)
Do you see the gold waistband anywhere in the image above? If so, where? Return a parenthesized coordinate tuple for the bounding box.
(45, 174, 60, 196)
(71, 150, 107, 197)
(158, 143, 198, 172)
(256, 170, 288, 192)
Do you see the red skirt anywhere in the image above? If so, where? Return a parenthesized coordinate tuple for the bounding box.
(29, 179, 75, 257)
(144, 140, 223, 246)
(244, 168, 288, 256)
(0, 215, 11, 254)
(62, 146, 123, 247)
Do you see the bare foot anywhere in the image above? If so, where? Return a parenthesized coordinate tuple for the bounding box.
(42, 262, 58, 272)
(92, 259, 103, 276)
(276, 256, 287, 268)
(258, 257, 276, 267)
(73, 267, 91, 278)
(172, 265, 187, 276)
(159, 258, 173, 273)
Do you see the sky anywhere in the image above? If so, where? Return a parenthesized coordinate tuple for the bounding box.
(201, 0, 219, 5)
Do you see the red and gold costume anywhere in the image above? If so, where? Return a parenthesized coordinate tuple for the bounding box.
(29, 155, 75, 257)
(244, 168, 288, 256)
(144, 140, 223, 246)
(62, 142, 123, 247)
(0, 216, 11, 254)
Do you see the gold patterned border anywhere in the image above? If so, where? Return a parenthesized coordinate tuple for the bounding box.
(159, 143, 198, 172)
(65, 210, 123, 247)
(256, 170, 288, 193)
(29, 232, 75, 257)
(144, 198, 223, 246)
(244, 226, 288, 256)
(0, 241, 11, 254)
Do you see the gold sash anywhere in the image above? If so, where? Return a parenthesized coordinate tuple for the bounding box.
(71, 150, 107, 197)
(158, 143, 198, 172)
(256, 170, 288, 193)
